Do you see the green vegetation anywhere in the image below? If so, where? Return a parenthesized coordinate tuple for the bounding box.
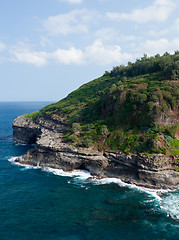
(25, 111, 39, 120)
(26, 52, 179, 154)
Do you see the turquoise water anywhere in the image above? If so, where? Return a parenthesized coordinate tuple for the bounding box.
(0, 102, 179, 240)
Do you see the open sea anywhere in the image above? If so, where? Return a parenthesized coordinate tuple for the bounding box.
(0, 102, 179, 240)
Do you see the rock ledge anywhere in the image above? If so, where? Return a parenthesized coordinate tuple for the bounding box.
(13, 115, 179, 189)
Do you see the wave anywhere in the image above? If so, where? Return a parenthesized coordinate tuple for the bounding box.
(42, 167, 91, 180)
(160, 191, 179, 221)
(8, 156, 40, 169)
(8, 156, 179, 221)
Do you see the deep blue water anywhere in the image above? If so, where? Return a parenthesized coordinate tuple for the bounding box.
(0, 102, 179, 240)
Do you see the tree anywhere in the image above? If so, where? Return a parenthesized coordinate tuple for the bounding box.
(110, 84, 117, 94)
(138, 93, 147, 104)
(72, 123, 81, 133)
(82, 137, 93, 147)
(100, 125, 109, 138)
(141, 53, 148, 61)
(155, 53, 160, 58)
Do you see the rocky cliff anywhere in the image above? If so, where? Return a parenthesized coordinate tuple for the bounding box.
(13, 115, 179, 189)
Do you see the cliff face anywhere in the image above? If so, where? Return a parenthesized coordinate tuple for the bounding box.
(12, 115, 179, 189)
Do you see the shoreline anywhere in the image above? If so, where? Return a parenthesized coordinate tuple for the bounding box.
(12, 115, 179, 190)
(8, 156, 179, 223)
(11, 156, 179, 191)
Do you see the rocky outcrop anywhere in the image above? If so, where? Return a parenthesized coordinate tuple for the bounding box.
(12, 115, 179, 189)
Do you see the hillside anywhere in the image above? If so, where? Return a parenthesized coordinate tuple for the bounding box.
(26, 52, 179, 156)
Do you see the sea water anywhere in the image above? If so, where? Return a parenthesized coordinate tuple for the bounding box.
(0, 102, 178, 240)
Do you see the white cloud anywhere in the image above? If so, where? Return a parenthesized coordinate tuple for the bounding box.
(0, 42, 6, 52)
(145, 29, 169, 38)
(40, 36, 54, 47)
(48, 40, 130, 66)
(85, 40, 132, 65)
(42, 9, 100, 36)
(107, 0, 175, 23)
(10, 43, 48, 67)
(138, 38, 179, 56)
(8, 40, 132, 67)
(95, 28, 119, 42)
(173, 18, 179, 32)
(59, 0, 83, 4)
(51, 47, 84, 64)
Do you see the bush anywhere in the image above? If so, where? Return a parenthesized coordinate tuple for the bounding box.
(25, 111, 39, 120)
(82, 137, 93, 147)
(146, 101, 154, 111)
(164, 125, 178, 138)
(69, 135, 78, 143)
(86, 124, 95, 131)
(171, 149, 179, 155)
(138, 93, 147, 104)
(72, 123, 81, 133)
(100, 125, 109, 138)
(171, 139, 179, 148)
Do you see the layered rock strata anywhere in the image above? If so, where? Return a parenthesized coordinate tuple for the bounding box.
(13, 115, 179, 189)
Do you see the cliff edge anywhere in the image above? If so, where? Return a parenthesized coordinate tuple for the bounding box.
(13, 115, 179, 189)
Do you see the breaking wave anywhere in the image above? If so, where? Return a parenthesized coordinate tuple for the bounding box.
(8, 156, 179, 221)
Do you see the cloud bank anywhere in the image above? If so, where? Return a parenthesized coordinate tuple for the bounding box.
(8, 40, 132, 67)
(107, 0, 175, 23)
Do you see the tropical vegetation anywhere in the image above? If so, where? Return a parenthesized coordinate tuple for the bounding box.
(26, 51, 179, 156)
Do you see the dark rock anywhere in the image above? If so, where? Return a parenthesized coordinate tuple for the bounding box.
(12, 115, 179, 189)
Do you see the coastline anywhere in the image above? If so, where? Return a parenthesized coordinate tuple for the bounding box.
(9, 156, 173, 196)
(12, 115, 179, 190)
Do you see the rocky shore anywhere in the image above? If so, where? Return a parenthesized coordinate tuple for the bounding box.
(13, 115, 179, 189)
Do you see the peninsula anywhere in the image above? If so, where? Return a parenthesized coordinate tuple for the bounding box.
(13, 52, 179, 189)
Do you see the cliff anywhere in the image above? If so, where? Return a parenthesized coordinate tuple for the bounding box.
(12, 52, 179, 189)
(13, 115, 179, 189)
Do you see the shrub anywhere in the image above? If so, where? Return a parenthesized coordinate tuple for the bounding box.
(72, 123, 81, 133)
(100, 125, 109, 138)
(25, 111, 39, 120)
(171, 149, 179, 155)
(138, 93, 147, 104)
(69, 135, 78, 143)
(171, 139, 179, 148)
(146, 101, 154, 111)
(164, 125, 178, 138)
(82, 137, 93, 147)
(110, 84, 117, 94)
(86, 124, 95, 131)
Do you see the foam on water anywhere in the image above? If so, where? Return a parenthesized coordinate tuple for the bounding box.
(90, 177, 164, 201)
(160, 191, 179, 221)
(42, 167, 91, 180)
(9, 156, 179, 220)
(8, 156, 40, 169)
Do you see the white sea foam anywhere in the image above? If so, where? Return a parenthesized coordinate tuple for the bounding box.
(8, 156, 19, 163)
(8, 157, 168, 200)
(8, 156, 40, 169)
(14, 141, 27, 146)
(8, 156, 179, 220)
(89, 177, 166, 201)
(42, 167, 91, 180)
(160, 191, 179, 220)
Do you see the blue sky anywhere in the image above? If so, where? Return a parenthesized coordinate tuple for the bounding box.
(0, 0, 179, 101)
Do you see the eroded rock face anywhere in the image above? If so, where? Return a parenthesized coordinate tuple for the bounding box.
(13, 116, 41, 144)
(13, 115, 179, 189)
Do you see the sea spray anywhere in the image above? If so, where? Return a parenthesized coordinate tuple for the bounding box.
(8, 155, 179, 222)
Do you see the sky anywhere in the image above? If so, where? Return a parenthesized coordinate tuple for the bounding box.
(0, 0, 179, 101)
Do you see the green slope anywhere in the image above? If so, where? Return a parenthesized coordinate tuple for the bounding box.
(26, 52, 179, 155)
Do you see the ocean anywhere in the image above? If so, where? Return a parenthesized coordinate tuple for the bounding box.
(0, 102, 178, 240)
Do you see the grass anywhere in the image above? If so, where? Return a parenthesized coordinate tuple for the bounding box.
(171, 139, 179, 148)
(25, 111, 39, 120)
(171, 149, 179, 155)
(173, 167, 179, 171)
(25, 52, 179, 154)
